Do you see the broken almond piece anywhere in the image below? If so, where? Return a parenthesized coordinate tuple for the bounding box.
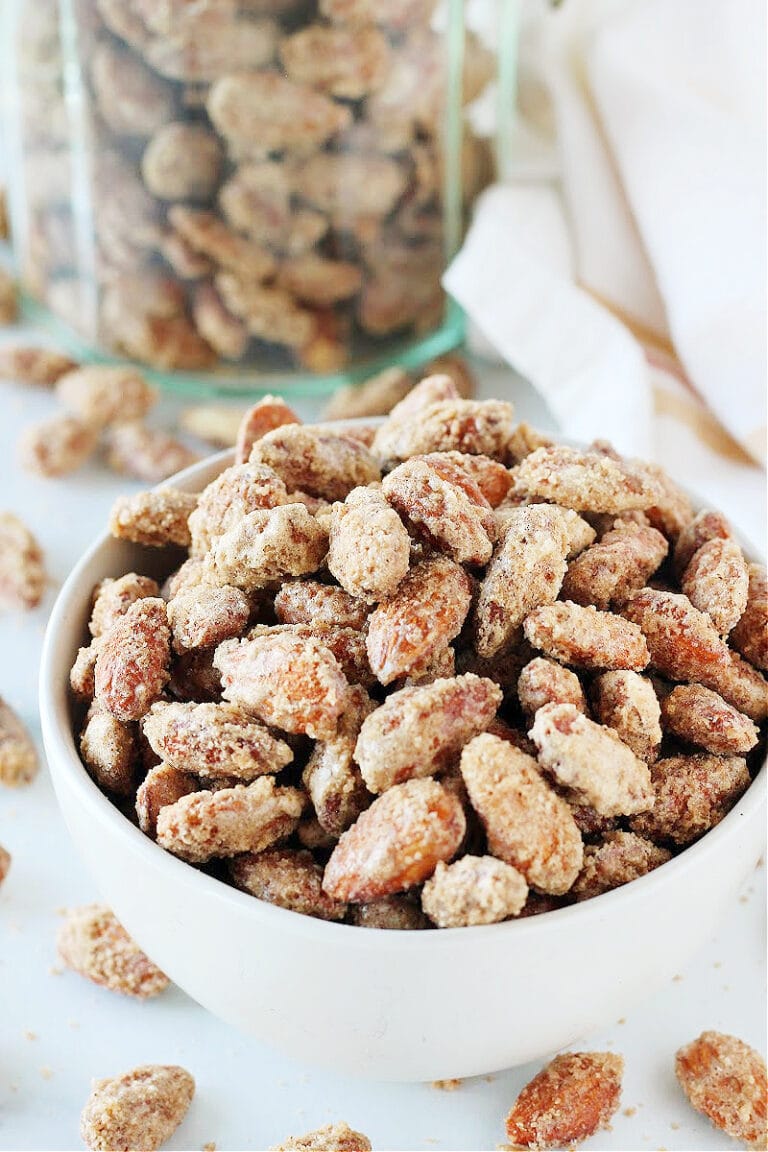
(57, 904, 169, 998)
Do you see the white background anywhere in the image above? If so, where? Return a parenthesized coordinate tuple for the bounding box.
(0, 339, 765, 1152)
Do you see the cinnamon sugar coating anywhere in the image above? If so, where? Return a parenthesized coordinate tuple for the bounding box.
(428, 451, 513, 507)
(572, 831, 671, 900)
(355, 674, 501, 794)
(168, 585, 250, 652)
(230, 847, 347, 921)
(57, 904, 169, 998)
(270, 1122, 372, 1152)
(505, 1051, 624, 1149)
(460, 734, 583, 895)
(109, 488, 197, 548)
(675, 1031, 767, 1150)
(673, 509, 733, 577)
(660, 685, 759, 755)
(206, 503, 327, 591)
(275, 581, 368, 630)
(517, 658, 587, 718)
(56, 365, 157, 429)
(382, 455, 495, 565)
(731, 563, 768, 671)
(327, 485, 411, 604)
(639, 460, 694, 540)
(514, 445, 662, 513)
(302, 684, 374, 836)
(0, 698, 39, 787)
(506, 421, 554, 464)
(350, 894, 429, 930)
(366, 556, 473, 685)
(561, 522, 668, 610)
(80, 705, 137, 797)
(80, 1064, 194, 1152)
(143, 700, 293, 781)
(136, 762, 198, 837)
(70, 639, 102, 701)
(630, 754, 751, 845)
(530, 703, 654, 818)
(373, 397, 515, 470)
(249, 425, 380, 501)
(90, 574, 161, 637)
(249, 621, 375, 688)
(422, 855, 528, 927)
(215, 631, 350, 739)
(94, 598, 171, 721)
(682, 537, 749, 635)
(188, 462, 288, 556)
(593, 670, 662, 763)
(323, 778, 465, 902)
(0, 512, 46, 611)
(19, 415, 98, 477)
(235, 395, 301, 464)
(157, 776, 305, 863)
(524, 601, 650, 672)
(474, 505, 570, 658)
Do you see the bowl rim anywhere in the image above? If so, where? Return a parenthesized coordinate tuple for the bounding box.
(39, 443, 768, 947)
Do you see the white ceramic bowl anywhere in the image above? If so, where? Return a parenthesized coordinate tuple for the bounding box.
(40, 448, 766, 1081)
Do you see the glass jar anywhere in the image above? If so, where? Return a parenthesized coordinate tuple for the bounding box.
(3, 0, 515, 396)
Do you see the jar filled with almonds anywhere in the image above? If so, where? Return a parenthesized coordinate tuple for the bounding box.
(3, 0, 513, 391)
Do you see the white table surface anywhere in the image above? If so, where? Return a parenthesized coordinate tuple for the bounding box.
(0, 331, 765, 1152)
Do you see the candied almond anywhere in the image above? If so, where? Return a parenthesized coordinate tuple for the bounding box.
(366, 556, 473, 685)
(179, 404, 244, 448)
(0, 345, 77, 387)
(513, 445, 661, 513)
(630, 754, 750, 845)
(230, 848, 347, 921)
(57, 904, 168, 999)
(572, 831, 671, 900)
(94, 597, 171, 721)
(275, 581, 368, 631)
(303, 684, 374, 836)
(250, 621, 375, 689)
(524, 601, 650, 672)
(109, 488, 197, 548)
(157, 776, 305, 863)
(661, 684, 759, 755)
(373, 397, 515, 469)
(593, 670, 662, 763)
(350, 894, 429, 930)
(215, 631, 350, 740)
(682, 537, 749, 636)
(323, 778, 465, 902)
(0, 511, 46, 611)
(327, 485, 411, 604)
(206, 503, 327, 591)
(80, 1064, 194, 1152)
(731, 563, 768, 671)
(517, 658, 587, 718)
(188, 461, 288, 556)
(460, 733, 583, 894)
(19, 415, 98, 477)
(506, 421, 554, 464)
(505, 1051, 624, 1149)
(638, 460, 694, 540)
(382, 456, 495, 566)
(169, 205, 275, 281)
(474, 505, 569, 658)
(105, 422, 199, 483)
(80, 705, 137, 797)
(422, 855, 528, 928)
(279, 254, 364, 307)
(143, 700, 293, 781)
(401, 645, 456, 687)
(136, 762, 198, 838)
(234, 395, 301, 465)
(675, 1031, 767, 1150)
(355, 674, 501, 794)
(249, 425, 380, 502)
(530, 703, 654, 818)
(0, 698, 38, 787)
(561, 522, 668, 610)
(673, 509, 733, 577)
(168, 585, 250, 652)
(322, 367, 413, 421)
(270, 1122, 372, 1152)
(168, 648, 223, 704)
(70, 639, 102, 701)
(56, 365, 156, 429)
(281, 24, 390, 99)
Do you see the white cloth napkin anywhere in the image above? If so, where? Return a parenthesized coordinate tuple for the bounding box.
(446, 0, 767, 487)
